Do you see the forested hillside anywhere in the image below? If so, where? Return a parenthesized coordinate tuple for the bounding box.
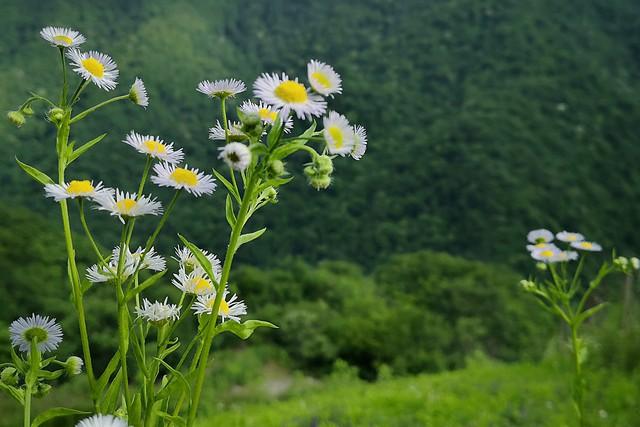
(2, 0, 640, 268)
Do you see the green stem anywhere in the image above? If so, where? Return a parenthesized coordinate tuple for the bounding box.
(570, 323, 584, 427)
(69, 79, 89, 106)
(221, 98, 229, 143)
(186, 172, 259, 427)
(23, 382, 31, 427)
(116, 224, 132, 410)
(59, 47, 68, 106)
(70, 94, 129, 124)
(78, 199, 106, 264)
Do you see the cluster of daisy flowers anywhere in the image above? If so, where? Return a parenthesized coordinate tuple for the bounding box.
(526, 229, 602, 263)
(197, 59, 368, 176)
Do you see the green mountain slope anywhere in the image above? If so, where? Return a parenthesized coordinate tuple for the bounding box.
(2, 0, 640, 268)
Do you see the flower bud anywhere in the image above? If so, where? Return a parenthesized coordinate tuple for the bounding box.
(7, 111, 25, 128)
(536, 262, 547, 271)
(304, 165, 317, 178)
(0, 367, 19, 386)
(314, 155, 334, 175)
(21, 105, 34, 116)
(519, 280, 536, 292)
(47, 107, 65, 124)
(614, 256, 629, 271)
(262, 186, 278, 204)
(631, 257, 640, 270)
(269, 160, 286, 177)
(65, 356, 84, 376)
(309, 174, 332, 190)
(239, 110, 261, 128)
(33, 382, 52, 398)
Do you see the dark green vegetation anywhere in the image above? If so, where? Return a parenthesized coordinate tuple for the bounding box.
(2, 0, 640, 268)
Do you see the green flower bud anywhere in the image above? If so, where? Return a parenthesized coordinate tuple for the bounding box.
(33, 382, 52, 398)
(614, 256, 629, 271)
(309, 174, 332, 190)
(262, 186, 278, 204)
(535, 262, 547, 271)
(239, 110, 261, 128)
(47, 107, 65, 124)
(7, 111, 25, 128)
(269, 160, 286, 177)
(631, 257, 640, 270)
(304, 165, 317, 178)
(21, 105, 34, 116)
(65, 356, 84, 376)
(519, 280, 536, 292)
(314, 155, 334, 175)
(1, 367, 19, 386)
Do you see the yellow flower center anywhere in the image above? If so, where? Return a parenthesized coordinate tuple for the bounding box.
(207, 298, 230, 315)
(259, 108, 278, 122)
(580, 242, 593, 249)
(274, 80, 308, 103)
(328, 126, 344, 148)
(144, 140, 167, 154)
(82, 57, 104, 78)
(311, 71, 331, 88)
(194, 277, 212, 294)
(67, 180, 94, 195)
(170, 168, 198, 187)
(540, 250, 555, 258)
(116, 198, 137, 214)
(53, 35, 73, 45)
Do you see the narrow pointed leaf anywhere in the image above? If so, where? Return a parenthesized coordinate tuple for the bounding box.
(178, 235, 218, 287)
(237, 228, 267, 248)
(225, 194, 236, 227)
(31, 408, 91, 427)
(68, 133, 107, 164)
(15, 157, 54, 185)
(215, 319, 278, 340)
(212, 168, 241, 202)
(126, 270, 167, 302)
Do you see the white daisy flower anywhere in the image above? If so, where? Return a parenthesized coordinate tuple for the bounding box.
(112, 245, 166, 273)
(44, 180, 112, 202)
(526, 242, 558, 252)
(307, 59, 342, 97)
(192, 287, 247, 321)
(94, 190, 163, 223)
(40, 26, 86, 48)
(172, 267, 216, 295)
(67, 49, 119, 91)
(350, 125, 367, 160)
(208, 120, 247, 142)
(239, 100, 294, 133)
(323, 111, 355, 155)
(527, 229, 554, 244)
(556, 231, 585, 243)
(531, 247, 561, 263)
(174, 246, 222, 277)
(9, 314, 63, 354)
(75, 414, 130, 427)
(556, 251, 579, 262)
(218, 142, 252, 171)
(86, 261, 119, 283)
(197, 78, 246, 99)
(151, 163, 217, 197)
(571, 241, 603, 252)
(129, 78, 149, 108)
(135, 298, 180, 324)
(123, 131, 184, 164)
(253, 72, 326, 120)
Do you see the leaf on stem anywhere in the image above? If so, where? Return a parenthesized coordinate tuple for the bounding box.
(237, 228, 267, 248)
(15, 157, 54, 185)
(212, 168, 241, 203)
(178, 235, 218, 287)
(225, 194, 236, 227)
(67, 133, 107, 165)
(31, 408, 91, 427)
(215, 319, 278, 340)
(126, 270, 167, 302)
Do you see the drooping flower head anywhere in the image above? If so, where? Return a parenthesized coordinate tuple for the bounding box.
(129, 78, 149, 108)
(197, 79, 246, 99)
(192, 287, 247, 322)
(40, 26, 86, 48)
(151, 163, 217, 196)
(93, 190, 163, 223)
(253, 72, 326, 120)
(323, 111, 355, 155)
(67, 49, 119, 91)
(556, 231, 585, 243)
(9, 314, 63, 354)
(208, 120, 247, 142)
(527, 229, 554, 244)
(218, 142, 252, 171)
(571, 241, 603, 252)
(307, 60, 342, 97)
(44, 180, 112, 202)
(123, 131, 184, 164)
(240, 100, 294, 133)
(135, 298, 180, 325)
(350, 125, 368, 160)
(174, 246, 222, 275)
(75, 414, 130, 427)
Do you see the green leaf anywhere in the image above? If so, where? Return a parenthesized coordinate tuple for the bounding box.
(225, 194, 236, 227)
(68, 133, 107, 164)
(267, 117, 284, 147)
(96, 352, 120, 398)
(154, 358, 192, 405)
(156, 412, 186, 426)
(9, 346, 26, 374)
(0, 381, 24, 404)
(15, 157, 54, 185)
(237, 228, 267, 248)
(178, 235, 218, 287)
(576, 302, 608, 327)
(31, 408, 91, 427)
(126, 270, 167, 302)
(101, 369, 123, 413)
(215, 320, 278, 340)
(212, 168, 241, 203)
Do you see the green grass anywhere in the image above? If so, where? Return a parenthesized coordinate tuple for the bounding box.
(200, 362, 639, 427)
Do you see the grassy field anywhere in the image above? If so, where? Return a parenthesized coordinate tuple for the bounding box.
(199, 361, 639, 427)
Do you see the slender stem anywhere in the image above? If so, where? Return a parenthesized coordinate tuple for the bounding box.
(70, 94, 129, 123)
(69, 79, 89, 106)
(59, 47, 68, 106)
(186, 172, 260, 426)
(570, 323, 584, 427)
(221, 98, 229, 143)
(23, 383, 31, 427)
(78, 199, 106, 264)
(116, 224, 132, 409)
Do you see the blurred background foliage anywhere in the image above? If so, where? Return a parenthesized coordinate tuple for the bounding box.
(1, 0, 640, 425)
